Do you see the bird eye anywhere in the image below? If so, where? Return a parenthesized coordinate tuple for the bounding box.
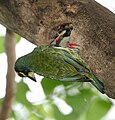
(17, 72, 26, 77)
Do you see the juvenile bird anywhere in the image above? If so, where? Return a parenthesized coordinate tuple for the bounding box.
(15, 46, 105, 93)
(50, 26, 79, 48)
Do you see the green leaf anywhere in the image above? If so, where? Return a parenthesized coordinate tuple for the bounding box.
(41, 79, 112, 120)
(66, 88, 112, 120)
(33, 102, 55, 120)
(10, 109, 17, 120)
(0, 36, 5, 53)
(41, 77, 74, 95)
(86, 98, 112, 120)
(10, 78, 112, 120)
(0, 35, 21, 53)
(29, 114, 43, 120)
(15, 80, 32, 108)
(66, 89, 94, 115)
(16, 35, 21, 43)
(41, 78, 63, 95)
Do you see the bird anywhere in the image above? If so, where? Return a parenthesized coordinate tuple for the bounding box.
(15, 46, 105, 94)
(50, 26, 80, 48)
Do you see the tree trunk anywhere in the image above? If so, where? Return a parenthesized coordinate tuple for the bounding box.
(0, 29, 16, 120)
(0, 0, 115, 98)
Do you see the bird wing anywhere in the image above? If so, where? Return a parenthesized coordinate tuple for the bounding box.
(57, 48, 105, 93)
(59, 48, 90, 73)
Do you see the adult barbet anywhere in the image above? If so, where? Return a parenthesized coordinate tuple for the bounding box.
(15, 46, 105, 94)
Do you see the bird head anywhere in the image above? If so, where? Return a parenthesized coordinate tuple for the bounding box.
(49, 26, 80, 48)
(49, 30, 66, 47)
(15, 63, 36, 82)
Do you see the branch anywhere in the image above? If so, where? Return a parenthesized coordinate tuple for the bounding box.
(0, 0, 114, 98)
(0, 29, 16, 120)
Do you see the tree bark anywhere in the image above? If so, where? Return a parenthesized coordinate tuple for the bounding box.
(0, 0, 115, 98)
(0, 29, 16, 120)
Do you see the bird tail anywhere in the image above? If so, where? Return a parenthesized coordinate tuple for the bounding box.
(91, 74, 105, 94)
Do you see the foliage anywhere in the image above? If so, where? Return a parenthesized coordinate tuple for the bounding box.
(0, 35, 21, 53)
(1, 78, 111, 120)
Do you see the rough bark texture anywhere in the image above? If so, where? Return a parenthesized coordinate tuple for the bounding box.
(0, 29, 16, 120)
(0, 0, 115, 98)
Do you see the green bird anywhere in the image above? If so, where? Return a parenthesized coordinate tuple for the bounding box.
(15, 46, 104, 93)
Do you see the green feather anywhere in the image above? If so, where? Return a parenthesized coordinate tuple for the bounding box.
(15, 46, 105, 93)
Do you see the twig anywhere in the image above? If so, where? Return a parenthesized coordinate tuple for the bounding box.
(0, 29, 16, 120)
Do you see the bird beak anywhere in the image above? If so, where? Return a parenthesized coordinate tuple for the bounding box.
(49, 30, 66, 47)
(28, 72, 36, 82)
(55, 30, 66, 42)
